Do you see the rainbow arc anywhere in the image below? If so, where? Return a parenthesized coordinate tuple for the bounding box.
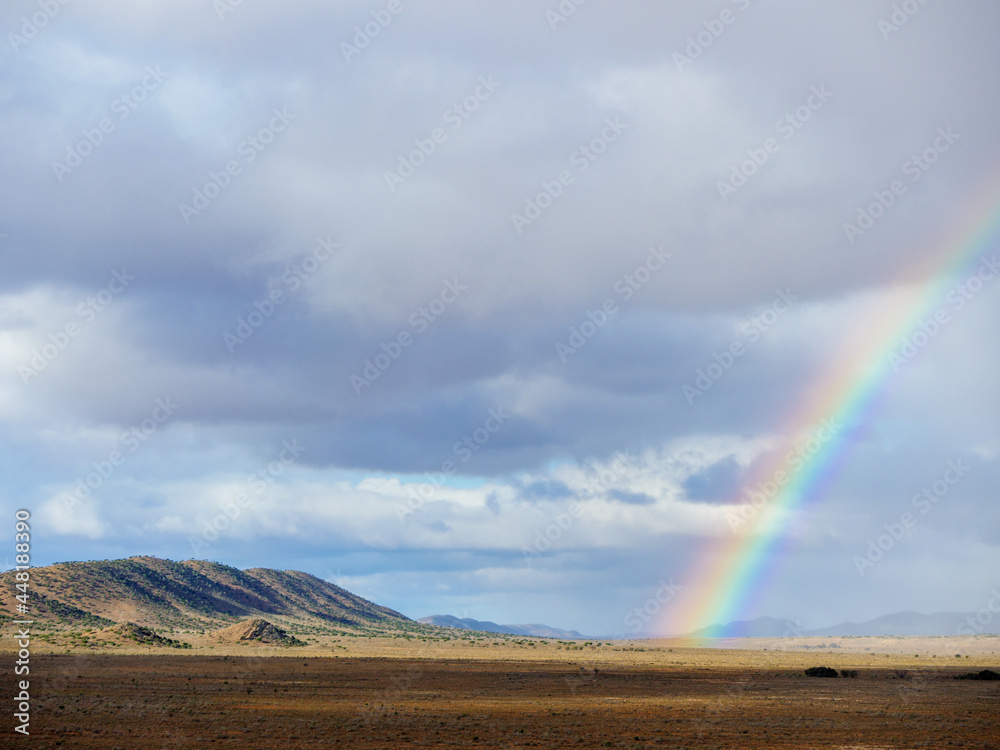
(662, 176, 1000, 638)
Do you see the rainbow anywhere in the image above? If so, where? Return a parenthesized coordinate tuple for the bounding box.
(662, 176, 1000, 639)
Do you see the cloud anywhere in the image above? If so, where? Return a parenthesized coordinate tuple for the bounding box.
(2, 0, 998, 633)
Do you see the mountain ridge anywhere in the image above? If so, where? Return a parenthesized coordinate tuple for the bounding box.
(675, 611, 1000, 639)
(0, 556, 411, 632)
(417, 615, 585, 639)
(5, 557, 995, 640)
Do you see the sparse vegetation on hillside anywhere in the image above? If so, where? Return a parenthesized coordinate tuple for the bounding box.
(0, 556, 412, 631)
(107, 622, 192, 648)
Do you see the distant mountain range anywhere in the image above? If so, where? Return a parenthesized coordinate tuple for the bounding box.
(418, 615, 585, 639)
(680, 610, 1000, 639)
(681, 616, 804, 639)
(4, 557, 993, 641)
(423, 609, 1000, 640)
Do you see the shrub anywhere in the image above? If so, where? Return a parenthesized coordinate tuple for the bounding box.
(955, 669, 1000, 681)
(804, 666, 839, 678)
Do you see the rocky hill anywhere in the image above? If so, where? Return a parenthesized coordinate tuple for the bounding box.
(213, 618, 305, 645)
(0, 556, 412, 632)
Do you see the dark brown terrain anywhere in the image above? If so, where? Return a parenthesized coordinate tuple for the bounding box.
(3, 653, 999, 749)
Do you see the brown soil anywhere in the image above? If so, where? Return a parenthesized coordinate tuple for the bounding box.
(4, 653, 998, 749)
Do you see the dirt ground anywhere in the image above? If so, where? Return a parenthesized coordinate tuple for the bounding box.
(3, 649, 999, 749)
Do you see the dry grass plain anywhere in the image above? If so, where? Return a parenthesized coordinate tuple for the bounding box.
(3, 634, 999, 748)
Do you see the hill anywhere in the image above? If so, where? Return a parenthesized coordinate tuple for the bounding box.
(213, 618, 305, 645)
(681, 611, 1000, 639)
(807, 610, 999, 637)
(0, 556, 411, 632)
(418, 615, 586, 639)
(104, 622, 192, 648)
(682, 616, 805, 639)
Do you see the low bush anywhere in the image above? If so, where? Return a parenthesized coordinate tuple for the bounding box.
(954, 669, 1000, 681)
(804, 666, 839, 678)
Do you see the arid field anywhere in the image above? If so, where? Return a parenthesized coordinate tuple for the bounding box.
(3, 634, 999, 748)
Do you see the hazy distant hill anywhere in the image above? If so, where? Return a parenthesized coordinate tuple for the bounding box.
(418, 615, 586, 639)
(682, 616, 805, 639)
(683, 611, 1000, 639)
(806, 610, 998, 637)
(0, 556, 411, 631)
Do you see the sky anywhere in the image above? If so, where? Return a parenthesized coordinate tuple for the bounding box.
(2, 0, 999, 637)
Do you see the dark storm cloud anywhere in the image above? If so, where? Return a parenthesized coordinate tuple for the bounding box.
(1, 0, 998, 633)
